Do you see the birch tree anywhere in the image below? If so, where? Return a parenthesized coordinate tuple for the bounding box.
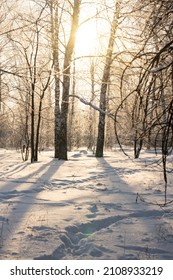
(59, 0, 81, 160)
(49, 0, 62, 158)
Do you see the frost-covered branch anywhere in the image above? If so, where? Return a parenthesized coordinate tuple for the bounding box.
(69, 94, 114, 119)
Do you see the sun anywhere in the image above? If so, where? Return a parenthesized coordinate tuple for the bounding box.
(75, 21, 98, 56)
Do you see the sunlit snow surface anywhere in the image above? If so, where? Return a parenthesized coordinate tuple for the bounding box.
(0, 148, 173, 260)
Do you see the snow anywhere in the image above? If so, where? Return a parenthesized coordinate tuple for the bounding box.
(0, 148, 173, 260)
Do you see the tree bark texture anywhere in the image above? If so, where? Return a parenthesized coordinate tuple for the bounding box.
(50, 1, 61, 158)
(96, 1, 120, 157)
(58, 0, 81, 160)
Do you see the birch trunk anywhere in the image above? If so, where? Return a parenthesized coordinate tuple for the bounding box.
(50, 1, 61, 158)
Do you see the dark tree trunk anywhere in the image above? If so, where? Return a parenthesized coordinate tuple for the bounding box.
(31, 84, 35, 163)
(68, 60, 76, 151)
(88, 60, 96, 151)
(54, 76, 61, 158)
(35, 99, 43, 162)
(35, 71, 51, 161)
(96, 2, 120, 157)
(58, 0, 81, 160)
(58, 77, 70, 160)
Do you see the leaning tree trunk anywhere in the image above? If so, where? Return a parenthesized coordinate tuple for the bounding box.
(96, 1, 121, 157)
(35, 70, 51, 161)
(58, 0, 81, 160)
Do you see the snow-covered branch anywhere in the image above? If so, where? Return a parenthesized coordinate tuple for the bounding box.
(69, 94, 114, 119)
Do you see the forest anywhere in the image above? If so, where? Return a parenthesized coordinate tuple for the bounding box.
(0, 0, 173, 260)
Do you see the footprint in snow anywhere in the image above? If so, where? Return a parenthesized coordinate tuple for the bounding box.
(88, 205, 98, 213)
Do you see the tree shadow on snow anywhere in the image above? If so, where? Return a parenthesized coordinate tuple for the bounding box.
(0, 158, 64, 258)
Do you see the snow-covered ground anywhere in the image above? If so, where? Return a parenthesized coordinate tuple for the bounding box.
(0, 148, 173, 260)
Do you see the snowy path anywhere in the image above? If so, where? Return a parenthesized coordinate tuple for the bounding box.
(0, 149, 173, 259)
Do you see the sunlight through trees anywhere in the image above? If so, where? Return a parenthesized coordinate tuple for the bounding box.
(0, 0, 173, 202)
